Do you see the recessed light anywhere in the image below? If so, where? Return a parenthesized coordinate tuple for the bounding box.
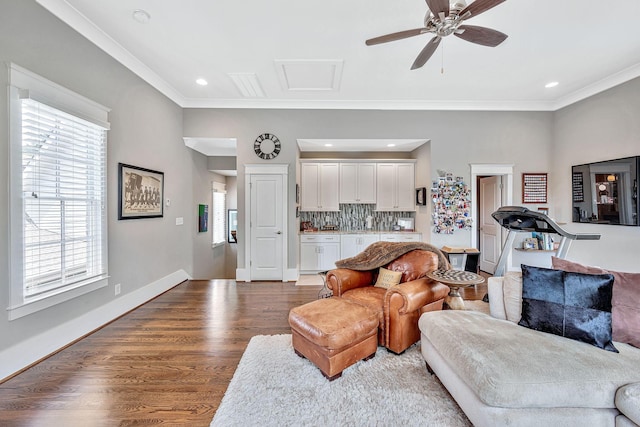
(324, 144, 333, 147)
(132, 9, 151, 24)
(545, 81, 559, 88)
(196, 78, 208, 86)
(387, 144, 396, 147)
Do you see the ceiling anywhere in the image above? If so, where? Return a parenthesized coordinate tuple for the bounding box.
(37, 0, 640, 112)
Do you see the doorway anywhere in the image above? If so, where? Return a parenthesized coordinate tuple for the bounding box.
(243, 164, 288, 281)
(470, 164, 514, 275)
(478, 175, 502, 274)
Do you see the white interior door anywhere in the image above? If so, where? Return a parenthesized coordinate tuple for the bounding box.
(250, 174, 284, 280)
(479, 176, 502, 274)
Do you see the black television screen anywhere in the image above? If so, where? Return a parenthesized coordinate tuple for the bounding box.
(572, 156, 639, 226)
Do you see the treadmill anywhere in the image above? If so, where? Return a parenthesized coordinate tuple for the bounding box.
(491, 206, 601, 277)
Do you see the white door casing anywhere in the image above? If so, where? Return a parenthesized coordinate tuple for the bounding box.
(241, 164, 288, 282)
(479, 176, 502, 273)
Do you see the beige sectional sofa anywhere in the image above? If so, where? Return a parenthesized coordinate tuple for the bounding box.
(418, 271, 640, 427)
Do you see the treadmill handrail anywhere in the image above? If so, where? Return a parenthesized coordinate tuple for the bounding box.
(491, 206, 601, 240)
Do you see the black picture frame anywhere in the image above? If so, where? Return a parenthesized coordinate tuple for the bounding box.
(118, 163, 164, 220)
(416, 187, 427, 206)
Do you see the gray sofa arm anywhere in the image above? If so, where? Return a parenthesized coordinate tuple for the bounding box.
(616, 383, 640, 426)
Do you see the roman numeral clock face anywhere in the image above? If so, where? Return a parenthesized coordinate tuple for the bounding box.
(253, 133, 281, 160)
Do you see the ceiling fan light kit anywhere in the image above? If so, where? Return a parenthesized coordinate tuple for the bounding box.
(366, 0, 508, 70)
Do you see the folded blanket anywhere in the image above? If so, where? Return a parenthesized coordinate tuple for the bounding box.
(335, 241, 450, 271)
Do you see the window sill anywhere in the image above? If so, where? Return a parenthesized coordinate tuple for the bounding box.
(8, 276, 108, 321)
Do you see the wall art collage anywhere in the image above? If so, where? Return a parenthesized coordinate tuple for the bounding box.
(431, 172, 472, 234)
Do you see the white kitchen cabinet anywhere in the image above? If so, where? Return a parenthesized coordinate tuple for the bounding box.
(376, 163, 415, 211)
(379, 233, 422, 243)
(300, 234, 341, 272)
(339, 163, 376, 204)
(300, 163, 339, 211)
(340, 233, 380, 259)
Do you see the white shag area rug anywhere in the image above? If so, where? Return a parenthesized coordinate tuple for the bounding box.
(211, 334, 471, 427)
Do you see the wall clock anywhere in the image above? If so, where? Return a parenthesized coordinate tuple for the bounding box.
(253, 133, 281, 160)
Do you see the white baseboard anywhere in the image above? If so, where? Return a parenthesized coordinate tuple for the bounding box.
(234, 268, 298, 282)
(0, 269, 190, 382)
(235, 268, 250, 282)
(284, 268, 298, 282)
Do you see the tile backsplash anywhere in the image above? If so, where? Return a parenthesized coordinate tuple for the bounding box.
(300, 204, 415, 231)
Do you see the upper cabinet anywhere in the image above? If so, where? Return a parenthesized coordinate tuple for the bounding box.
(300, 163, 340, 211)
(339, 163, 376, 204)
(376, 163, 415, 211)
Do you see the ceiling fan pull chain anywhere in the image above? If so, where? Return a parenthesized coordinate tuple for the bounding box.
(441, 43, 445, 74)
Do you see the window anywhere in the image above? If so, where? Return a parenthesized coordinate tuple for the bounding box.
(8, 64, 110, 320)
(212, 182, 226, 246)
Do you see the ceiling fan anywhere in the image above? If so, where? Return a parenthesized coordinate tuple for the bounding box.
(366, 0, 508, 70)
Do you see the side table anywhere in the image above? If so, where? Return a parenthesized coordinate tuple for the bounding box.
(426, 269, 485, 310)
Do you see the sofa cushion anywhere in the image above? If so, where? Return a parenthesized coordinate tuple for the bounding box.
(615, 383, 640, 425)
(419, 310, 640, 409)
(373, 267, 402, 289)
(552, 257, 640, 349)
(342, 287, 386, 330)
(519, 264, 617, 352)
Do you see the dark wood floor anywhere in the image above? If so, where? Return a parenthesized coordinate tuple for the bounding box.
(0, 278, 487, 426)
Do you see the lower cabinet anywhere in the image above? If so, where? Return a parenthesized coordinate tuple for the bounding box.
(300, 235, 341, 272)
(340, 234, 380, 259)
(299, 232, 423, 273)
(380, 233, 422, 243)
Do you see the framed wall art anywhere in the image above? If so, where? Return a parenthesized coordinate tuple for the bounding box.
(416, 187, 427, 206)
(118, 163, 164, 220)
(522, 173, 547, 204)
(198, 204, 208, 232)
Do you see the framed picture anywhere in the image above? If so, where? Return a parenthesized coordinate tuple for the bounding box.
(228, 209, 237, 243)
(118, 163, 164, 220)
(416, 187, 427, 205)
(198, 204, 208, 232)
(522, 173, 548, 204)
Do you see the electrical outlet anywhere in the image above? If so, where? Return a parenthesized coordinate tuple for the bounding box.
(115, 283, 121, 295)
(176, 217, 184, 225)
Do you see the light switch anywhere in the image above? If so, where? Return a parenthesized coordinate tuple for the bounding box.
(176, 217, 184, 226)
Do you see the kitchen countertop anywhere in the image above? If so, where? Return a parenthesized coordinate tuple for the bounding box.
(300, 230, 419, 235)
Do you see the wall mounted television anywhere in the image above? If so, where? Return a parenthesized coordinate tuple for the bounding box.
(572, 156, 639, 226)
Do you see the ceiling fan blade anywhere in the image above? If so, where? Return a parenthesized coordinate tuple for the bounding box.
(425, 0, 450, 18)
(411, 36, 441, 70)
(366, 28, 427, 46)
(459, 0, 506, 20)
(455, 25, 507, 47)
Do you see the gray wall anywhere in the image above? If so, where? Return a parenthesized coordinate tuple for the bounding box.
(0, 1, 215, 353)
(550, 77, 640, 271)
(184, 109, 554, 268)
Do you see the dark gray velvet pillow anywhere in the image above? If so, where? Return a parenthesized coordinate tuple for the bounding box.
(519, 264, 618, 352)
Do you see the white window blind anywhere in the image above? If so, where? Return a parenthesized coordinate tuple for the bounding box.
(212, 183, 226, 245)
(20, 98, 108, 296)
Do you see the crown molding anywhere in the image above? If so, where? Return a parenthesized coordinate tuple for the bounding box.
(35, 0, 186, 106)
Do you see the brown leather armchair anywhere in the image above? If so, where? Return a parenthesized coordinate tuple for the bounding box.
(326, 249, 449, 354)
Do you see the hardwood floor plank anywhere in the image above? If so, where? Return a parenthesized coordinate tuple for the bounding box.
(0, 278, 484, 426)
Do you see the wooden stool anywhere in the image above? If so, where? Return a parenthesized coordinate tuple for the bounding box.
(288, 298, 379, 381)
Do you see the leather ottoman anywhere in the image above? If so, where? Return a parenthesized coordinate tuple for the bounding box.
(288, 297, 379, 380)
